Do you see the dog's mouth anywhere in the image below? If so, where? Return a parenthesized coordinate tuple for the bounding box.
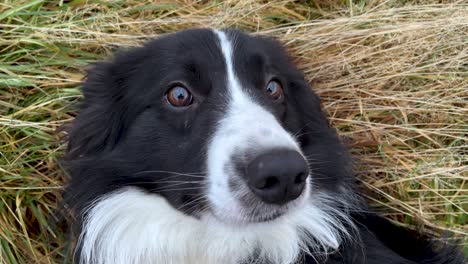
(206, 176, 310, 225)
(206, 203, 288, 224)
(241, 201, 299, 223)
(205, 206, 285, 224)
(250, 210, 284, 222)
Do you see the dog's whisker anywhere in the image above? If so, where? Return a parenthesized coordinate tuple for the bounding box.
(126, 180, 203, 185)
(131, 180, 204, 184)
(150, 187, 205, 193)
(134, 170, 206, 177)
(178, 195, 208, 212)
(306, 160, 331, 165)
(292, 125, 307, 137)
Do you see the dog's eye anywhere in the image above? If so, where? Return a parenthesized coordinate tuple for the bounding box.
(166, 85, 193, 107)
(265, 80, 283, 100)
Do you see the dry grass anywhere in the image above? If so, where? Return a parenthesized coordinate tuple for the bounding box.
(0, 0, 467, 263)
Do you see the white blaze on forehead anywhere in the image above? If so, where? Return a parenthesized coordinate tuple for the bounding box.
(207, 30, 301, 222)
(214, 30, 249, 104)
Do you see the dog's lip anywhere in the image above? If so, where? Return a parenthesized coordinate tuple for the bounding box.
(206, 198, 292, 225)
(207, 208, 285, 225)
(246, 210, 285, 223)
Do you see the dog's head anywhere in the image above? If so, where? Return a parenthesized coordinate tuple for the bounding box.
(65, 28, 357, 264)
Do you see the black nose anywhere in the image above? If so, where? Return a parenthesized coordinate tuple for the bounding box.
(246, 149, 309, 205)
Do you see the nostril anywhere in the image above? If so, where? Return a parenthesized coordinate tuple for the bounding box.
(294, 172, 307, 184)
(256, 176, 279, 189)
(264, 176, 279, 189)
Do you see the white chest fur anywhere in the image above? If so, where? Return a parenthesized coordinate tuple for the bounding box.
(78, 188, 351, 264)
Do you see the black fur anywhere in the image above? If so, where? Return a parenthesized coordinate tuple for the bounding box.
(62, 28, 464, 264)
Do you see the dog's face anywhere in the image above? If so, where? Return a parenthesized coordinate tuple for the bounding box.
(66, 28, 355, 263)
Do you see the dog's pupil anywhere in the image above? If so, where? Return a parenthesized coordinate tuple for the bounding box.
(168, 86, 191, 106)
(174, 87, 187, 99)
(266, 80, 282, 99)
(268, 83, 276, 93)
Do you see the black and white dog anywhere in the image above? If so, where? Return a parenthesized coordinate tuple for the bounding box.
(63, 28, 463, 264)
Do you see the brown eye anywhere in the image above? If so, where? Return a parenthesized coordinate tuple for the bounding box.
(166, 85, 193, 107)
(265, 80, 283, 100)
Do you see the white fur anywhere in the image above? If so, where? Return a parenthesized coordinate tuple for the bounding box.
(79, 188, 352, 264)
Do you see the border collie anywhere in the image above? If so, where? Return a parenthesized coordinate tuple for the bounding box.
(63, 28, 463, 264)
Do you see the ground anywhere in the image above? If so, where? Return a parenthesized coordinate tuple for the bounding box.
(0, 0, 466, 263)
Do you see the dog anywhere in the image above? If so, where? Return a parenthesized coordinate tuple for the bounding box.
(62, 28, 463, 264)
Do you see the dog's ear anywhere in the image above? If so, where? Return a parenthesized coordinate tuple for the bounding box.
(66, 49, 145, 159)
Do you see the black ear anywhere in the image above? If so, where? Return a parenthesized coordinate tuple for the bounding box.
(66, 61, 123, 159)
(66, 48, 145, 159)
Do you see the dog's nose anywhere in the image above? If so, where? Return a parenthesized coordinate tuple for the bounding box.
(246, 149, 309, 205)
